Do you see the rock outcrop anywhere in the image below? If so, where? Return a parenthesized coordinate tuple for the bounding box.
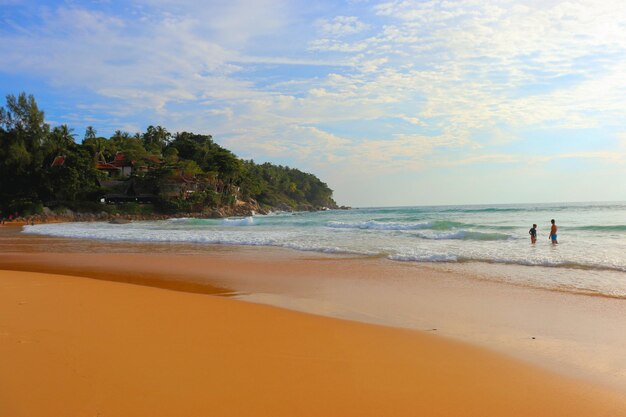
(12, 198, 348, 226)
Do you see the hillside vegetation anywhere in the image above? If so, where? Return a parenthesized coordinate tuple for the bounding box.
(0, 93, 338, 218)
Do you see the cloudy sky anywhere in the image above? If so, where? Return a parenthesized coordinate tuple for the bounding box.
(1, 0, 625, 206)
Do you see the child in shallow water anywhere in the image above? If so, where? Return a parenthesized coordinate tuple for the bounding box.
(549, 219, 558, 244)
(529, 224, 537, 244)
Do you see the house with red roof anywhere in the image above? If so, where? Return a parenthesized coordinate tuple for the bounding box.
(50, 155, 66, 167)
(111, 152, 133, 177)
(95, 161, 121, 177)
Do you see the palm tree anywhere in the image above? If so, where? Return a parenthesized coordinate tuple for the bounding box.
(59, 124, 75, 143)
(143, 125, 170, 151)
(93, 137, 107, 162)
(84, 126, 97, 141)
(111, 130, 130, 150)
(47, 124, 76, 155)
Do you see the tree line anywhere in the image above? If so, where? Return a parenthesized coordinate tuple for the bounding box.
(0, 93, 337, 216)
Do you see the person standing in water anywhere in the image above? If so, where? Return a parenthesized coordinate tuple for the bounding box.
(529, 224, 537, 244)
(549, 219, 558, 244)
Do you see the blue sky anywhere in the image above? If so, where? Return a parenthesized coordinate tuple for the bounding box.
(1, 0, 625, 206)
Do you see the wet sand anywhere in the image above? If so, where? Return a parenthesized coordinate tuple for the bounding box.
(2, 246, 626, 391)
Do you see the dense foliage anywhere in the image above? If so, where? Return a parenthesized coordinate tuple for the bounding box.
(0, 93, 337, 216)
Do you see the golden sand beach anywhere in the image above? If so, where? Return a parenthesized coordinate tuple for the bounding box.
(1, 226, 626, 416)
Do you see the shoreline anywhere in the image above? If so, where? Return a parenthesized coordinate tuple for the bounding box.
(2, 269, 626, 416)
(2, 226, 626, 394)
(16, 219, 626, 299)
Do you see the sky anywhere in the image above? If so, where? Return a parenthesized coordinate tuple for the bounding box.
(1, 0, 625, 207)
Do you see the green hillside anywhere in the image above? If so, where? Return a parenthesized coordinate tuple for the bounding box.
(0, 93, 337, 217)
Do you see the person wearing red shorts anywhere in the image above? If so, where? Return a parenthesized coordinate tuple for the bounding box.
(529, 224, 537, 244)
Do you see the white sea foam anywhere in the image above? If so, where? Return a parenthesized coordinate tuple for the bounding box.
(389, 253, 458, 262)
(326, 220, 432, 230)
(415, 230, 514, 241)
(167, 217, 192, 224)
(222, 217, 254, 226)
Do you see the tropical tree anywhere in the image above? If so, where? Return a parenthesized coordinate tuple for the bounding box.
(143, 125, 170, 152)
(83, 136, 109, 162)
(0, 93, 49, 149)
(46, 124, 76, 156)
(0, 93, 49, 214)
(110, 129, 130, 150)
(84, 126, 97, 141)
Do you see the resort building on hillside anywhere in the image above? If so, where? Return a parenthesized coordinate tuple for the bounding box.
(111, 152, 133, 177)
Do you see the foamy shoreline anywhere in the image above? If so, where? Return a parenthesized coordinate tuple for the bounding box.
(20, 212, 626, 299)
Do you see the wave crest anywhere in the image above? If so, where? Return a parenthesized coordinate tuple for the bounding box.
(222, 217, 254, 226)
(571, 225, 626, 232)
(326, 220, 432, 230)
(417, 230, 513, 241)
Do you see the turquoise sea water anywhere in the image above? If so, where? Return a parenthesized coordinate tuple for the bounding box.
(24, 201, 626, 297)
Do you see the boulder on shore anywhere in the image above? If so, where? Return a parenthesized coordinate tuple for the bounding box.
(109, 218, 131, 224)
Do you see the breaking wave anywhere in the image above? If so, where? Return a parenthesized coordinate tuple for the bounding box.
(416, 231, 514, 241)
(222, 217, 254, 226)
(326, 220, 432, 230)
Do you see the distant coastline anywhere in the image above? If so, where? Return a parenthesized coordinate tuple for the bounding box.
(1, 203, 352, 226)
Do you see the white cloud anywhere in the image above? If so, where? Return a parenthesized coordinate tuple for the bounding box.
(316, 16, 370, 37)
(309, 38, 370, 52)
(134, 0, 294, 46)
(400, 115, 423, 125)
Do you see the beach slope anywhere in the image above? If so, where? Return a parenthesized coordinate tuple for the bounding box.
(1, 269, 625, 417)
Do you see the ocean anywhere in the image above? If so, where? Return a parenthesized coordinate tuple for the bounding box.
(23, 201, 626, 298)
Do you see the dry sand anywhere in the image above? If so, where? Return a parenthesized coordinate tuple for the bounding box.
(2, 269, 626, 417)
